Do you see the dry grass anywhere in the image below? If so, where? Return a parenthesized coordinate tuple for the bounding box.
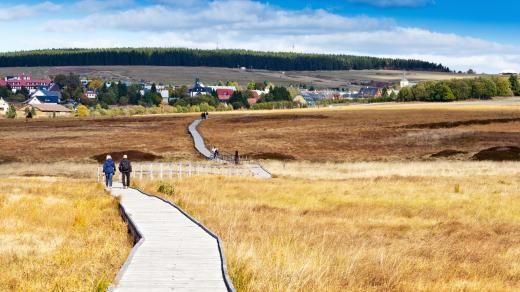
(0, 177, 132, 291)
(263, 160, 520, 180)
(138, 163, 520, 291)
(0, 162, 98, 179)
(201, 107, 520, 162)
(0, 114, 197, 163)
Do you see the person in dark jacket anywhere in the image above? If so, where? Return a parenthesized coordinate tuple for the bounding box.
(234, 150, 239, 165)
(102, 155, 116, 188)
(119, 154, 132, 189)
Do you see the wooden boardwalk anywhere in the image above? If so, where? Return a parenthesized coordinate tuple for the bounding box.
(188, 118, 272, 179)
(109, 182, 234, 292)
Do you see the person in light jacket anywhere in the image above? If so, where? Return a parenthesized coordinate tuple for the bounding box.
(103, 155, 116, 188)
(118, 154, 132, 189)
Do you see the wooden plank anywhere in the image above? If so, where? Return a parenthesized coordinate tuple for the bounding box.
(109, 183, 233, 292)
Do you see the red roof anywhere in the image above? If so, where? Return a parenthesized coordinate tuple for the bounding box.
(247, 98, 258, 105)
(0, 76, 51, 88)
(216, 89, 235, 101)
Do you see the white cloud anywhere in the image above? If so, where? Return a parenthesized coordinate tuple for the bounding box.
(2, 0, 519, 73)
(73, 0, 134, 13)
(347, 0, 434, 7)
(0, 1, 61, 21)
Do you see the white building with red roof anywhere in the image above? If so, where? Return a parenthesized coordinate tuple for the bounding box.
(0, 74, 52, 92)
(216, 88, 235, 102)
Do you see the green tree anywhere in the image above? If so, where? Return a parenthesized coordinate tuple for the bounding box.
(397, 87, 413, 101)
(509, 74, 520, 96)
(382, 87, 388, 97)
(229, 91, 249, 109)
(24, 106, 35, 119)
(0, 86, 11, 98)
(493, 77, 513, 96)
(117, 81, 128, 97)
(6, 105, 16, 119)
(53, 74, 67, 88)
(431, 83, 455, 101)
(142, 91, 162, 107)
(128, 84, 142, 105)
(19, 86, 30, 98)
(247, 81, 256, 90)
(151, 83, 157, 93)
(448, 79, 471, 100)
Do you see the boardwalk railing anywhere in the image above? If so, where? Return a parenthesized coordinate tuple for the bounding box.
(97, 161, 252, 182)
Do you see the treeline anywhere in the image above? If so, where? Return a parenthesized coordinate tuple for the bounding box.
(0, 48, 449, 72)
(398, 75, 520, 102)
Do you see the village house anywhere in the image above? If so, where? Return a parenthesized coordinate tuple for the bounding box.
(247, 91, 261, 105)
(85, 88, 97, 99)
(216, 88, 234, 103)
(0, 97, 9, 114)
(358, 86, 383, 98)
(29, 88, 61, 104)
(0, 74, 52, 92)
(18, 103, 71, 118)
(189, 78, 212, 97)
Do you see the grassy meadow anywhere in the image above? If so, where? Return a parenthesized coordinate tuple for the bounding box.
(139, 161, 520, 291)
(0, 177, 132, 291)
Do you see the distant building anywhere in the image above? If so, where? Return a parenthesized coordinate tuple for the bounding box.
(358, 86, 383, 98)
(0, 74, 52, 92)
(189, 78, 212, 97)
(0, 97, 9, 114)
(18, 103, 71, 118)
(216, 88, 235, 102)
(500, 70, 518, 76)
(400, 74, 410, 88)
(85, 89, 97, 99)
(159, 89, 169, 103)
(28, 88, 61, 104)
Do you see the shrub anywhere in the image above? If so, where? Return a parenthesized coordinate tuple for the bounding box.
(157, 182, 175, 196)
(77, 105, 90, 117)
(189, 105, 201, 112)
(6, 105, 16, 119)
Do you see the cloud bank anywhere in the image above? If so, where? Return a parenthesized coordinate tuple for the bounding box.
(0, 0, 517, 73)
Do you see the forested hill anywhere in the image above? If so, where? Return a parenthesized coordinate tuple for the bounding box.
(0, 48, 449, 72)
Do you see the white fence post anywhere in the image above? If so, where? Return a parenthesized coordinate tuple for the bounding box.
(160, 163, 163, 180)
(139, 164, 143, 180)
(149, 163, 153, 180)
(178, 163, 182, 179)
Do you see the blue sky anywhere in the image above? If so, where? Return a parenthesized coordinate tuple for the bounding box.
(0, 0, 518, 73)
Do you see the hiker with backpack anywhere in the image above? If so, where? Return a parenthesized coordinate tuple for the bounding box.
(119, 154, 132, 189)
(103, 155, 116, 189)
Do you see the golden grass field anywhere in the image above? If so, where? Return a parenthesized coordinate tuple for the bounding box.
(140, 161, 520, 291)
(2, 103, 520, 291)
(0, 177, 131, 291)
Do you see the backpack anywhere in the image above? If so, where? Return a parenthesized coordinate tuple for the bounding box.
(119, 159, 131, 172)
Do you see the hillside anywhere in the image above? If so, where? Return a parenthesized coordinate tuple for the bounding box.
(0, 66, 464, 89)
(0, 48, 449, 72)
